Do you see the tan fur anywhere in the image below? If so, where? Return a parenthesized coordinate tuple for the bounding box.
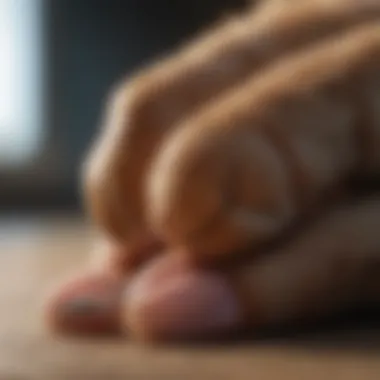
(82, 0, 380, 255)
(148, 24, 380, 258)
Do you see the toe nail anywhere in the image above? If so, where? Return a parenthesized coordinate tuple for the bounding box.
(61, 297, 106, 316)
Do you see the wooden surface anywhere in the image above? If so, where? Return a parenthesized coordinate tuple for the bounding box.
(1, 214, 380, 380)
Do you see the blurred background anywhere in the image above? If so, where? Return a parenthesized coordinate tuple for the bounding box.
(0, 0, 249, 215)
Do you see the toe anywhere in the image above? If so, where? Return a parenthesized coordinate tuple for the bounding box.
(46, 272, 128, 336)
(124, 255, 244, 342)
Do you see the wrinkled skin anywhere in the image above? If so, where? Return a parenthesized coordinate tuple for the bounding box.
(46, 0, 380, 342)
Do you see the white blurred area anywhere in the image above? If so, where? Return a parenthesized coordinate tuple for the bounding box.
(0, 0, 43, 168)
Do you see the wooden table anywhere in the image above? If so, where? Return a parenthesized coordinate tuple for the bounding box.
(1, 214, 379, 380)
